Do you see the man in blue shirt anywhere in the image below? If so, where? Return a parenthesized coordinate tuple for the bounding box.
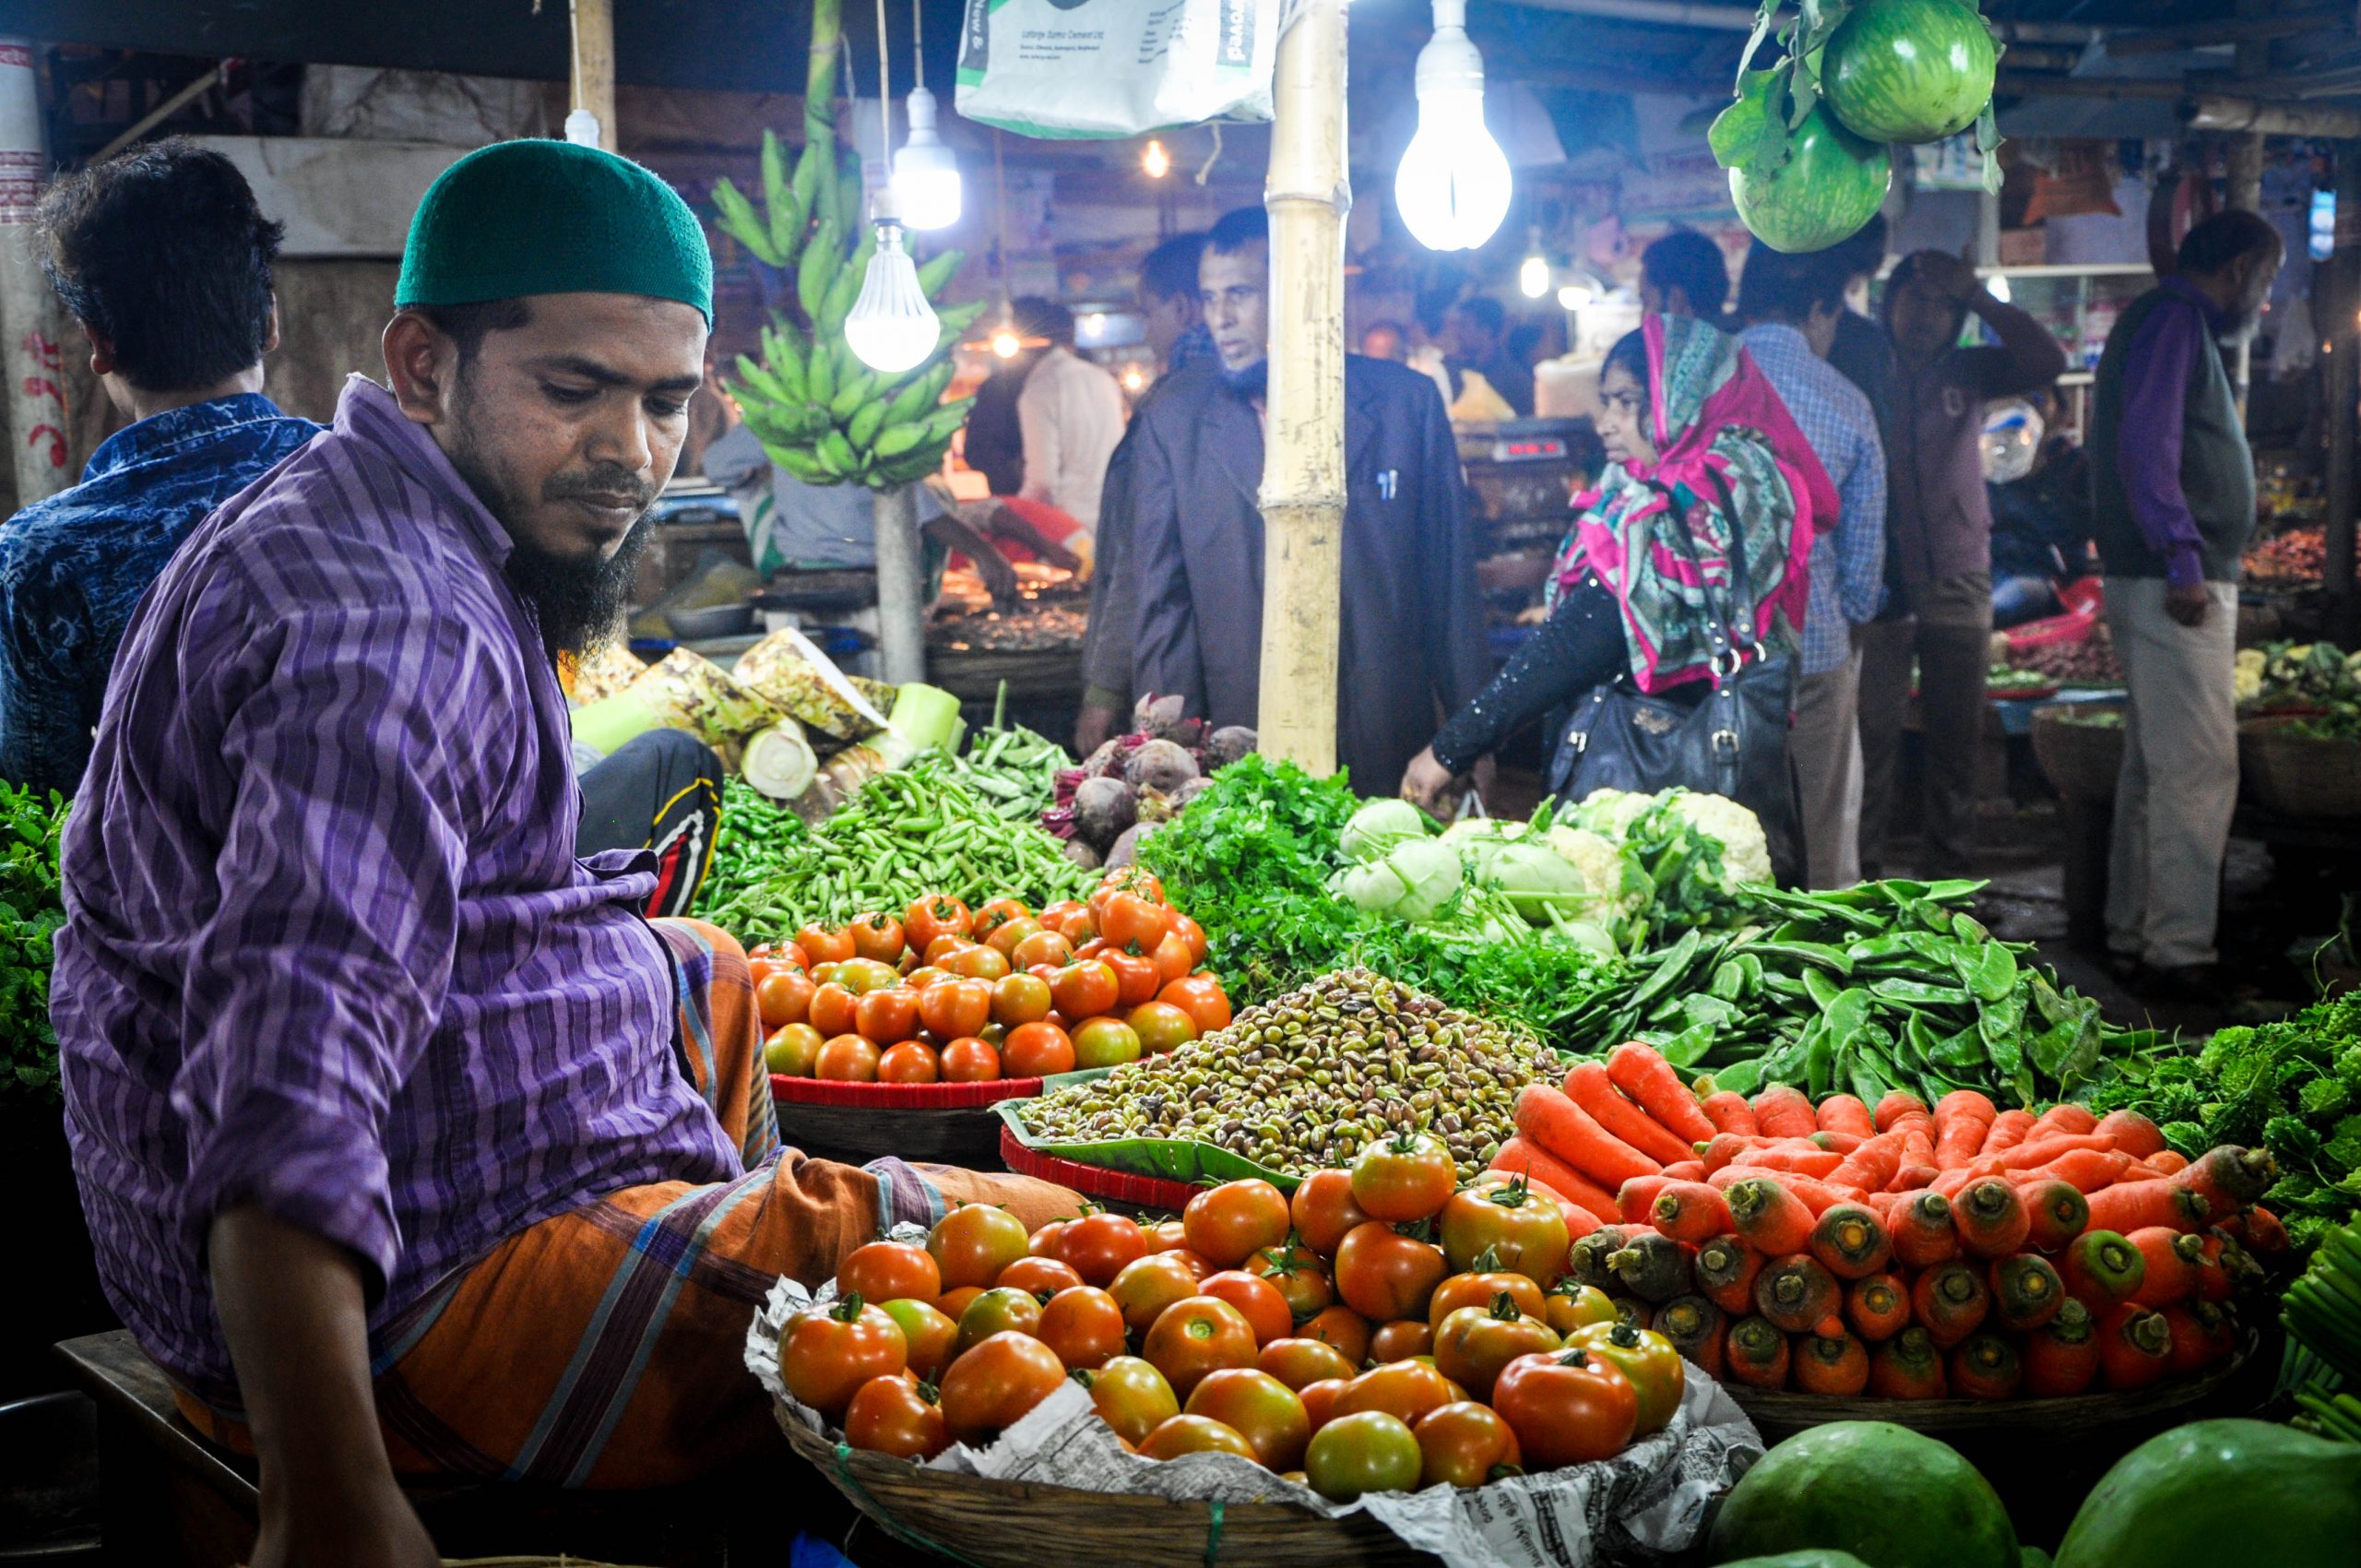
(1, 138, 319, 796)
(1735, 244, 1888, 889)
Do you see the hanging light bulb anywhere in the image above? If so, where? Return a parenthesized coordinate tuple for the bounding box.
(846, 209, 941, 373)
(990, 308, 1022, 359)
(1555, 268, 1606, 311)
(892, 86, 963, 231)
(1143, 138, 1171, 179)
(1519, 229, 1550, 299)
(1394, 0, 1513, 253)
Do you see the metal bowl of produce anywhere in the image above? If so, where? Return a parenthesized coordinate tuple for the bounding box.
(665, 601, 756, 640)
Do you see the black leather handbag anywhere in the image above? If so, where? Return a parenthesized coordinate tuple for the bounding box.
(1542, 469, 1803, 882)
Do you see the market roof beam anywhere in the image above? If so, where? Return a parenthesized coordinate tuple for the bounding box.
(1501, 0, 2100, 45)
(2103, 7, 2354, 57)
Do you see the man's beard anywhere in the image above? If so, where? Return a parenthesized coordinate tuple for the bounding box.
(1219, 356, 1269, 398)
(445, 376, 657, 659)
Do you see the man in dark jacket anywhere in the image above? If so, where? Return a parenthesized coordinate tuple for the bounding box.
(1128, 208, 1489, 796)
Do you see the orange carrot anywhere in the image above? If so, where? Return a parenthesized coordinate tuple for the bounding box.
(1980, 1131, 2118, 1176)
(1661, 1158, 1707, 1182)
(1828, 1131, 1905, 1194)
(1812, 1130, 1868, 1154)
(1489, 1134, 1619, 1221)
(1698, 1089, 1758, 1138)
(1950, 1333, 2023, 1400)
(1725, 1316, 1790, 1389)
(2060, 1229, 2146, 1309)
(1931, 1090, 1997, 1169)
(1728, 1144, 1845, 1178)
(1978, 1109, 2038, 1157)
(2011, 1147, 2133, 1194)
(1693, 1234, 1764, 1317)
(1953, 1178, 2032, 1259)
(1809, 1203, 1893, 1279)
(1752, 1085, 1817, 1140)
(2022, 1299, 2098, 1395)
(1873, 1090, 1933, 1137)
(2096, 1302, 2171, 1390)
(2143, 1149, 2189, 1177)
(1911, 1261, 1990, 1349)
(2171, 1146, 2277, 1223)
(1607, 1041, 1719, 1145)
(1513, 1085, 1661, 1187)
(2094, 1110, 2166, 1159)
(1889, 1190, 1960, 1268)
(2084, 1177, 2208, 1236)
(1816, 1093, 1876, 1139)
(1868, 1326, 1947, 1398)
(1989, 1253, 2066, 1331)
(2018, 1178, 2090, 1254)
(1652, 1180, 1736, 1244)
(2224, 1204, 2289, 1255)
(2123, 1227, 2204, 1307)
(1617, 1173, 1676, 1226)
(1726, 1176, 1815, 1255)
(1698, 1133, 1769, 1173)
(1754, 1252, 1842, 1335)
(2033, 1103, 2099, 1136)
(1707, 1169, 1865, 1215)
(1892, 1128, 1939, 1193)
(1794, 1330, 1870, 1396)
(1564, 1060, 1696, 1167)
(1845, 1272, 1910, 1341)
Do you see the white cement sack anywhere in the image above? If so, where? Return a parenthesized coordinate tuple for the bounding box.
(954, 0, 1281, 139)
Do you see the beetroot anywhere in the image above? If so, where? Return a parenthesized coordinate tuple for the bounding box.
(1106, 822, 1157, 868)
(1169, 776, 1215, 810)
(1206, 726, 1258, 767)
(1062, 837, 1102, 869)
(1123, 739, 1199, 794)
(1071, 776, 1138, 849)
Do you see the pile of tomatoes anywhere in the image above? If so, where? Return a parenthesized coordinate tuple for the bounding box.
(748, 872, 1234, 1087)
(779, 1131, 1689, 1502)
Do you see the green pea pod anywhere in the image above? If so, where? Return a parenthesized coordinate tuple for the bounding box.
(1901, 1012, 1940, 1067)
(1711, 959, 1747, 1002)
(1661, 1022, 1716, 1069)
(1712, 1058, 1765, 1096)
(1847, 1052, 1889, 1108)
(1801, 966, 1843, 1012)
(1807, 1023, 1836, 1100)
(1821, 987, 1873, 1045)
(1869, 978, 1973, 1007)
(1956, 942, 2019, 1003)
(1750, 941, 1856, 977)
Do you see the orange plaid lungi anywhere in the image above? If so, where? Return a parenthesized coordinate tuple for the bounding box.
(175, 917, 1074, 1487)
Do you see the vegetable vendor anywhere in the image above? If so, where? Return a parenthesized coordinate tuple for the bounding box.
(1128, 206, 1490, 797)
(54, 138, 1074, 1563)
(1401, 316, 1836, 837)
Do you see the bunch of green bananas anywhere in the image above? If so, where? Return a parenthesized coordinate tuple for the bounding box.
(710, 129, 984, 490)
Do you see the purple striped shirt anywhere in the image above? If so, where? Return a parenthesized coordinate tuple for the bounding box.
(55, 375, 741, 1388)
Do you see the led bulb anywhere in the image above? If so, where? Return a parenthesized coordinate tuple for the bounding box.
(845, 221, 941, 374)
(1555, 283, 1589, 310)
(1143, 138, 1171, 179)
(991, 327, 1021, 359)
(1394, 1, 1512, 253)
(891, 87, 963, 232)
(1520, 253, 1550, 299)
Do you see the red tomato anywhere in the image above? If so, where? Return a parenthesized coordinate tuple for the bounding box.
(848, 912, 906, 965)
(917, 976, 991, 1040)
(1370, 1319, 1436, 1363)
(939, 1037, 1002, 1082)
(1149, 932, 1195, 984)
(781, 1297, 907, 1417)
(1084, 1355, 1180, 1443)
(839, 1241, 943, 1304)
(1103, 950, 1163, 1009)
(896, 947, 922, 977)
(1350, 1133, 1459, 1223)
(991, 972, 1053, 1028)
(954, 1286, 1043, 1354)
(1028, 1220, 1070, 1258)
(944, 944, 1011, 982)
(1010, 929, 1076, 970)
(985, 916, 1043, 959)
(1099, 890, 1171, 953)
(844, 1372, 947, 1459)
(877, 1040, 939, 1084)
(1141, 1218, 1190, 1253)
(1332, 1360, 1457, 1427)
(807, 982, 859, 1039)
(1072, 1016, 1142, 1069)
(1298, 1377, 1349, 1434)
(1109, 1252, 1203, 1336)
(1183, 1368, 1311, 1470)
(795, 924, 855, 966)
(903, 895, 972, 948)
(1183, 1180, 1295, 1268)
(1002, 1022, 1075, 1077)
(938, 1332, 1067, 1443)
(1038, 1285, 1129, 1370)
(971, 898, 1033, 942)
(814, 1035, 880, 1082)
(1050, 960, 1120, 1020)
(1142, 1296, 1260, 1399)
(1249, 1241, 1336, 1322)
(748, 956, 784, 990)
(1158, 975, 1234, 1034)
(929, 1204, 1033, 1289)
(997, 1254, 1084, 1300)
(1059, 1211, 1150, 1286)
(853, 988, 920, 1045)
(933, 1286, 984, 1324)
(1126, 1000, 1199, 1054)
(1072, 938, 1109, 962)
(901, 966, 947, 991)
(1138, 1414, 1256, 1460)
(1490, 1348, 1640, 1467)
(1299, 1305, 1373, 1367)
(832, 957, 901, 995)
(1198, 1270, 1294, 1346)
(1173, 913, 1209, 964)
(1334, 1222, 1450, 1323)
(878, 1299, 958, 1381)
(1290, 1170, 1375, 1256)
(923, 933, 971, 966)
(1260, 1336, 1358, 1390)
(1413, 1401, 1523, 1489)
(764, 1023, 825, 1076)
(1043, 902, 1097, 944)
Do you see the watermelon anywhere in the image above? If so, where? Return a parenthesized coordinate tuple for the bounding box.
(1706, 1420, 2017, 1568)
(1709, 74, 1890, 255)
(1822, 0, 1999, 146)
(2054, 1420, 2361, 1568)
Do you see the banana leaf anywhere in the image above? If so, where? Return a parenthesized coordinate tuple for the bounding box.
(998, 1069, 1301, 1192)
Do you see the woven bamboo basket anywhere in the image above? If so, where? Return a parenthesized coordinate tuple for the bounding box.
(779, 1418, 1437, 1568)
(2238, 715, 2361, 819)
(2029, 702, 2126, 802)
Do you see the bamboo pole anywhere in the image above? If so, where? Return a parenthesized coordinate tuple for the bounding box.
(1257, 0, 1348, 778)
(870, 483, 928, 683)
(2225, 0, 2268, 418)
(567, 0, 616, 152)
(2327, 146, 2361, 647)
(2179, 94, 2361, 138)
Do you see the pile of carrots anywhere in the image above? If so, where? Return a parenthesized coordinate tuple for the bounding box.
(1488, 1042, 2283, 1399)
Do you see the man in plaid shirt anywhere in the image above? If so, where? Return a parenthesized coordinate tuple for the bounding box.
(1736, 245, 1888, 888)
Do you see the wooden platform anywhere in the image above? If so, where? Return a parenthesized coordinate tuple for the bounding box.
(54, 1331, 799, 1567)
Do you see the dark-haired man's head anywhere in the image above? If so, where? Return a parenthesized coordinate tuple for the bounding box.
(1360, 320, 1410, 362)
(1450, 295, 1507, 362)
(1011, 296, 1076, 352)
(1829, 211, 1890, 292)
(33, 137, 282, 422)
(1640, 229, 1728, 321)
(384, 139, 712, 656)
(2176, 210, 2284, 338)
(1738, 244, 1853, 357)
(1202, 207, 1271, 386)
(1139, 232, 1207, 359)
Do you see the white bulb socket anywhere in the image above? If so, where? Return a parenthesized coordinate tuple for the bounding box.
(891, 87, 964, 232)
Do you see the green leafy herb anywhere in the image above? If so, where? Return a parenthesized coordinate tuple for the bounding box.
(0, 785, 68, 1097)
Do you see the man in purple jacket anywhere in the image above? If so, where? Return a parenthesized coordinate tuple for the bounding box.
(2087, 211, 2283, 997)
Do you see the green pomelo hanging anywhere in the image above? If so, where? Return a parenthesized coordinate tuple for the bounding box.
(1822, 0, 1999, 146)
(1710, 75, 1891, 255)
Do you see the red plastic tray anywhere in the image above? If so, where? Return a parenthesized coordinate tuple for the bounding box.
(772, 1074, 1042, 1110)
(997, 1126, 1202, 1211)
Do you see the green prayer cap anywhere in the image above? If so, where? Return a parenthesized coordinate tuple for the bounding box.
(396, 139, 712, 325)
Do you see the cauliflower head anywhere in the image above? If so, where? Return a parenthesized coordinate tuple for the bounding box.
(1545, 825, 1646, 914)
(1661, 790, 1774, 888)
(1571, 788, 1655, 843)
